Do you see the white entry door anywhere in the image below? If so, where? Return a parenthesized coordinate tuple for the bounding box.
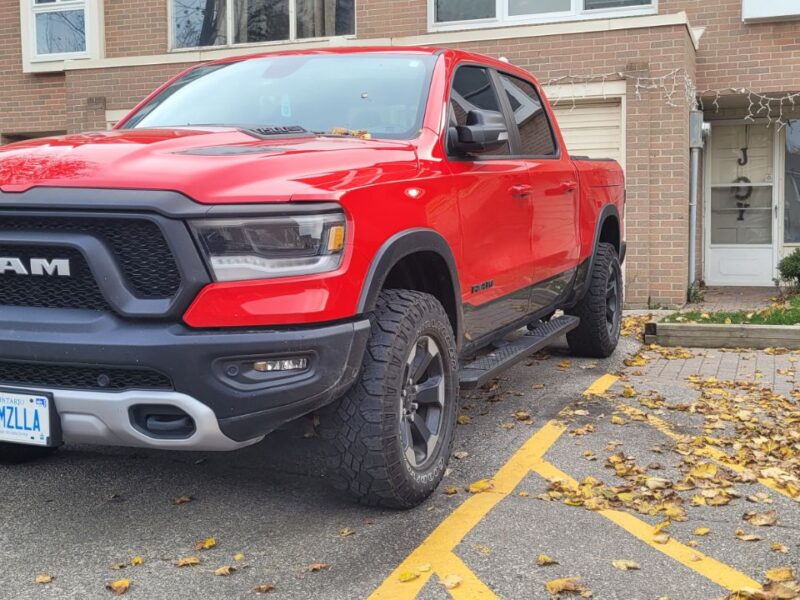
(705, 123, 777, 286)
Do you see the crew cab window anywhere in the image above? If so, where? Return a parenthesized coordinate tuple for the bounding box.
(498, 73, 557, 157)
(449, 66, 510, 156)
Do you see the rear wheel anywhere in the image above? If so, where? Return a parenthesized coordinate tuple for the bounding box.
(321, 289, 459, 508)
(566, 242, 622, 358)
(0, 442, 57, 464)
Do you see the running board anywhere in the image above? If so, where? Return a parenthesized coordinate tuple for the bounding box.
(459, 315, 580, 390)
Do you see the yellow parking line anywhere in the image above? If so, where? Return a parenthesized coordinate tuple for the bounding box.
(531, 459, 761, 592)
(368, 374, 619, 600)
(613, 403, 795, 501)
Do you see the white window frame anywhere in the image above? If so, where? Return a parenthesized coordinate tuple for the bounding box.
(168, 0, 356, 53)
(428, 0, 657, 32)
(20, 0, 103, 67)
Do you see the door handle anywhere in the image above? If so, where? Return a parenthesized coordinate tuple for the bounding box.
(510, 184, 533, 198)
(558, 180, 578, 193)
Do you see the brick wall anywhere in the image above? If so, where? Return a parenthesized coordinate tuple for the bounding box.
(65, 63, 191, 131)
(0, 0, 66, 137)
(664, 0, 800, 93)
(105, 0, 168, 58)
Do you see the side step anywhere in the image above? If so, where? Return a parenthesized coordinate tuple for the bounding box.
(459, 315, 580, 390)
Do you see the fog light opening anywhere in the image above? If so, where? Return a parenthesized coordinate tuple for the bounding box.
(253, 357, 309, 372)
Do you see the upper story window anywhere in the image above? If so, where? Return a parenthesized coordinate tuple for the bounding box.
(31, 0, 87, 57)
(432, 0, 655, 30)
(172, 0, 355, 50)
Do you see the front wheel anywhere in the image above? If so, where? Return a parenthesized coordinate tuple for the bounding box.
(321, 290, 459, 508)
(566, 242, 622, 358)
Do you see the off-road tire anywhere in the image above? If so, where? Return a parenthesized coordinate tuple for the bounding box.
(0, 442, 58, 464)
(566, 242, 622, 358)
(321, 289, 459, 509)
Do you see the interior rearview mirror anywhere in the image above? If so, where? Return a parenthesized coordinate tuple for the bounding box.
(450, 109, 509, 155)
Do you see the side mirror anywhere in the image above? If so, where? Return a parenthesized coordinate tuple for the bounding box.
(450, 109, 509, 155)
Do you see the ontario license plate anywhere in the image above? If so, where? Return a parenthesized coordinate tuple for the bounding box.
(0, 388, 58, 447)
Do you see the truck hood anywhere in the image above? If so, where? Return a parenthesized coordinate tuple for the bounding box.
(0, 128, 420, 203)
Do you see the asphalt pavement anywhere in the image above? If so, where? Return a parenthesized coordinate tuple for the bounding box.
(1, 332, 798, 599)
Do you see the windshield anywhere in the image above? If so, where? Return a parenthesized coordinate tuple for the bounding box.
(121, 53, 437, 140)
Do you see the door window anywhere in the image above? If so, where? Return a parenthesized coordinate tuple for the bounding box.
(449, 66, 511, 156)
(498, 73, 557, 157)
(785, 120, 800, 243)
(709, 124, 773, 245)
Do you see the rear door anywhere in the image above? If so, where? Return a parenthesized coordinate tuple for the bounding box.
(495, 72, 581, 309)
(447, 65, 534, 342)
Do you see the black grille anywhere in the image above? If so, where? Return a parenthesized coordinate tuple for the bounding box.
(0, 245, 111, 311)
(0, 360, 172, 391)
(0, 217, 181, 299)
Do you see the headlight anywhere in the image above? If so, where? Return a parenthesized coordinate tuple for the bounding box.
(191, 213, 346, 281)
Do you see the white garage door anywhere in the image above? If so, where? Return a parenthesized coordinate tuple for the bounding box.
(553, 100, 624, 170)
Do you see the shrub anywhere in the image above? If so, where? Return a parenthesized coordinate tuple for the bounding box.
(778, 248, 800, 288)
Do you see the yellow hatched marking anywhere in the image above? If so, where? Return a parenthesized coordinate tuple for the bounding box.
(368, 375, 619, 600)
(531, 459, 761, 592)
(613, 402, 795, 501)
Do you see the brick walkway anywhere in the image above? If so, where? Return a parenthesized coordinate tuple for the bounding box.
(688, 286, 777, 313)
(633, 346, 799, 397)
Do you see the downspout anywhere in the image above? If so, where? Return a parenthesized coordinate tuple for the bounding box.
(688, 111, 709, 296)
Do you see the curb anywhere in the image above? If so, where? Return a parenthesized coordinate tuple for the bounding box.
(644, 322, 800, 349)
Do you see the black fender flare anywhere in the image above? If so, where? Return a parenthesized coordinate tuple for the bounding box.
(357, 228, 463, 344)
(570, 204, 624, 305)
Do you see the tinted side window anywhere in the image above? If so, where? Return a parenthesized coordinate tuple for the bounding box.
(499, 74, 557, 157)
(449, 66, 510, 156)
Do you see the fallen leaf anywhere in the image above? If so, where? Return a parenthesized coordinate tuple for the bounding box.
(513, 410, 532, 423)
(214, 566, 236, 577)
(518, 491, 530, 497)
(744, 510, 778, 527)
(765, 567, 795, 583)
(611, 415, 627, 425)
(173, 495, 193, 505)
(417, 563, 432, 572)
(771, 543, 790, 554)
(175, 556, 201, 567)
(443, 487, 458, 495)
(452, 451, 469, 459)
(35, 575, 54, 584)
(612, 560, 640, 571)
(558, 360, 572, 370)
(398, 571, 419, 582)
(466, 479, 494, 494)
(106, 579, 130, 596)
(693, 528, 711, 536)
(653, 533, 671, 545)
(195, 537, 217, 551)
(457, 415, 472, 425)
(439, 574, 463, 590)
(689, 463, 718, 480)
(537, 554, 558, 566)
(735, 529, 762, 542)
(130, 556, 144, 567)
(233, 553, 245, 562)
(545, 576, 590, 596)
(339, 528, 355, 538)
(308, 562, 330, 572)
(255, 584, 276, 594)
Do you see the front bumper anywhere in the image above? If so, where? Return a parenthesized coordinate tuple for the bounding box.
(0, 307, 370, 449)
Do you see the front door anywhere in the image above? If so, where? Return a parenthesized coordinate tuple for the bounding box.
(448, 64, 535, 342)
(705, 122, 777, 286)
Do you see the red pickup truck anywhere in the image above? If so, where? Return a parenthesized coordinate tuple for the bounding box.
(0, 47, 624, 508)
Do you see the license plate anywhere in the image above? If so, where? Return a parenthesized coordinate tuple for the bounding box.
(0, 388, 59, 447)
